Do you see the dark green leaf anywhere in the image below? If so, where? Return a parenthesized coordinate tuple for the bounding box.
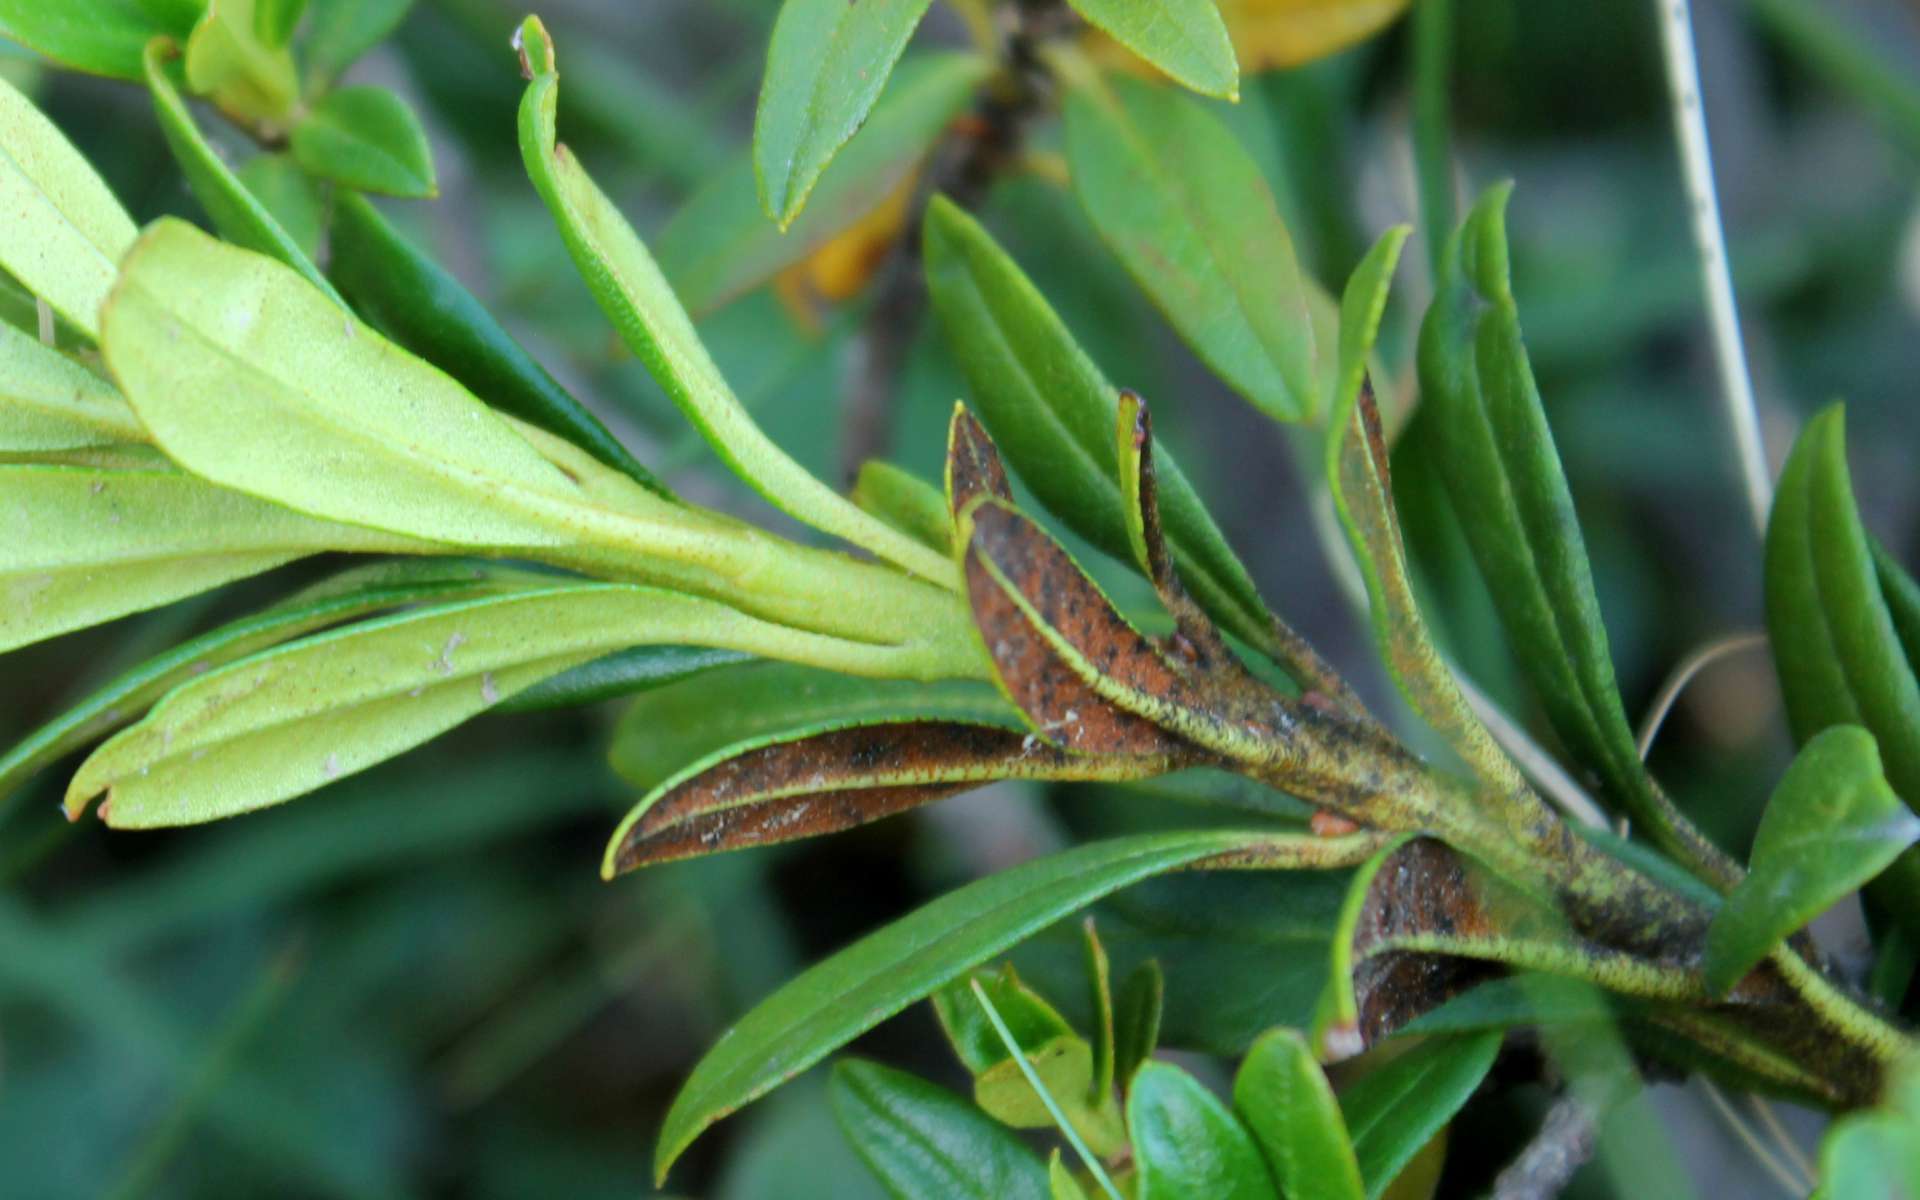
(1064, 74, 1316, 421)
(303, 0, 413, 89)
(1397, 975, 1623, 1037)
(922, 197, 1278, 664)
(934, 964, 1077, 1075)
(1704, 726, 1919, 995)
(1083, 920, 1116, 1102)
(752, 0, 937, 228)
(328, 190, 666, 495)
(1338, 1033, 1498, 1200)
(497, 646, 749, 713)
(651, 828, 1323, 1182)
(1065, 0, 1238, 99)
(1128, 1060, 1278, 1200)
(291, 85, 437, 196)
(1417, 182, 1734, 886)
(1113, 958, 1164, 1090)
(236, 153, 324, 259)
(830, 1059, 1052, 1200)
(0, 0, 199, 79)
(1233, 1028, 1364, 1200)
(662, 52, 987, 315)
(144, 41, 345, 306)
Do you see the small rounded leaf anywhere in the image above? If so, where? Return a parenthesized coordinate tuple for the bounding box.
(292, 85, 438, 197)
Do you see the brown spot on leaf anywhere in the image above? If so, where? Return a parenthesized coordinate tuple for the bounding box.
(946, 405, 1012, 523)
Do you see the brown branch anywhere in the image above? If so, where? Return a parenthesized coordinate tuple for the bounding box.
(1490, 1093, 1600, 1200)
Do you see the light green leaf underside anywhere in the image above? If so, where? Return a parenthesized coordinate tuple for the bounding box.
(1066, 0, 1239, 99)
(514, 18, 953, 587)
(0, 70, 137, 336)
(0, 319, 144, 449)
(752, 0, 938, 227)
(70, 582, 958, 827)
(0, 464, 422, 653)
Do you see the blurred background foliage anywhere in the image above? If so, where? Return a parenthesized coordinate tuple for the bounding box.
(2, 0, 1917, 1195)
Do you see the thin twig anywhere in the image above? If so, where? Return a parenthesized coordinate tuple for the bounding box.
(1489, 1092, 1600, 1200)
(1633, 631, 1768, 759)
(1746, 1093, 1817, 1188)
(1655, 0, 1773, 535)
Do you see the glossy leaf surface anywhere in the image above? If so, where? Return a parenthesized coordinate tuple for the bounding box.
(0, 0, 200, 78)
(0, 71, 137, 336)
(1065, 75, 1313, 420)
(1234, 1028, 1365, 1200)
(1067, 0, 1238, 99)
(1338, 1033, 1498, 1199)
(830, 1059, 1051, 1200)
(1704, 726, 1919, 995)
(291, 85, 437, 197)
(1128, 1060, 1278, 1199)
(652, 829, 1315, 1181)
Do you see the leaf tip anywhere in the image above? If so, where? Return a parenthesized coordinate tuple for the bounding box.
(512, 15, 555, 79)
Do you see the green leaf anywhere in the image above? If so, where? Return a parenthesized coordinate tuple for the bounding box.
(974, 1035, 1127, 1156)
(143, 41, 344, 305)
(67, 581, 961, 826)
(184, 0, 300, 123)
(935, 964, 1078, 1075)
(328, 191, 664, 495)
(662, 52, 987, 315)
(1063, 75, 1314, 420)
(0, 0, 199, 79)
(0, 320, 143, 450)
(1065, 0, 1239, 99)
(1127, 1060, 1278, 1200)
(1417, 183, 1735, 887)
(1233, 1028, 1365, 1200)
(498, 645, 749, 713)
(291, 85, 437, 197)
(1083, 920, 1116, 1102)
(1113, 958, 1164, 1091)
(608, 660, 1014, 790)
(0, 463, 422, 654)
(1766, 406, 1920, 804)
(302, 0, 413, 90)
(0, 71, 138, 336)
(236, 152, 325, 259)
(603, 718, 1167, 876)
(0, 559, 533, 807)
(1816, 1056, 1920, 1200)
(853, 460, 952, 554)
(652, 828, 1313, 1182)
(513, 17, 953, 587)
(752, 0, 938, 228)
(1338, 1033, 1498, 1200)
(1050, 1152, 1091, 1200)
(255, 0, 306, 48)
(1704, 726, 1920, 995)
(922, 196, 1277, 663)
(830, 1059, 1052, 1200)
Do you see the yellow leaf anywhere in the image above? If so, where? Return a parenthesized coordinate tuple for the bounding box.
(1091, 0, 1411, 77)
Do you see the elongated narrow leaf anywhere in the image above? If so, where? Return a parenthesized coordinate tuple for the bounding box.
(0, 321, 143, 450)
(1417, 184, 1734, 886)
(303, 0, 413, 90)
(329, 191, 665, 496)
(1704, 727, 1919, 994)
(0, 0, 199, 79)
(69, 582, 961, 827)
(923, 197, 1280, 662)
(663, 52, 987, 315)
(1067, 0, 1239, 99)
(652, 828, 1339, 1182)
(1084, 921, 1116, 1102)
(1766, 407, 1920, 804)
(830, 1059, 1052, 1200)
(291, 85, 437, 197)
(1064, 75, 1313, 420)
(1, 464, 423, 653)
(609, 660, 1013, 789)
(144, 41, 344, 305)
(605, 719, 1172, 876)
(499, 645, 750, 713)
(1234, 1028, 1365, 1200)
(1339, 1033, 1498, 1200)
(854, 460, 951, 554)
(1129, 1060, 1278, 1199)
(513, 18, 952, 586)
(184, 0, 299, 123)
(0, 71, 137, 336)
(752, 0, 937, 228)
(1113, 958, 1164, 1091)
(0, 560, 532, 805)
(1325, 228, 1518, 794)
